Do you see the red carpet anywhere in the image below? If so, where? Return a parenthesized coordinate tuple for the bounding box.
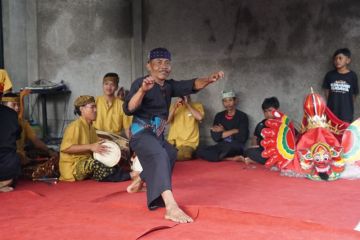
(1, 160, 360, 239)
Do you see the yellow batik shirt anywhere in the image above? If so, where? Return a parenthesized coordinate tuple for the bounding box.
(17, 119, 37, 163)
(59, 117, 98, 181)
(167, 102, 204, 149)
(0, 69, 13, 92)
(93, 96, 132, 135)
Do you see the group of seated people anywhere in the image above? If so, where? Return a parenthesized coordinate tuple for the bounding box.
(167, 90, 281, 165)
(0, 66, 280, 192)
(4, 48, 355, 194)
(1, 46, 356, 225)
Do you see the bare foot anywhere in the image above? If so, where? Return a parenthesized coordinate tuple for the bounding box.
(130, 170, 141, 179)
(165, 204, 193, 223)
(244, 157, 256, 165)
(224, 155, 245, 162)
(0, 179, 13, 189)
(126, 175, 145, 193)
(0, 186, 14, 192)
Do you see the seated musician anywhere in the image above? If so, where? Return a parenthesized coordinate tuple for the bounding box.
(1, 92, 59, 179)
(59, 95, 134, 182)
(0, 86, 21, 192)
(93, 73, 132, 138)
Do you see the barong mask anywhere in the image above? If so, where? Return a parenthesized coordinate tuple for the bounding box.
(298, 142, 344, 181)
(260, 89, 349, 181)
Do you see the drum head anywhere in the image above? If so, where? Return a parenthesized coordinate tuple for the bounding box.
(93, 141, 121, 167)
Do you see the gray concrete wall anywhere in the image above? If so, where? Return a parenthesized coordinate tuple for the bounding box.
(2, 0, 30, 90)
(3, 0, 360, 143)
(2, 0, 38, 119)
(142, 0, 360, 144)
(36, 0, 133, 137)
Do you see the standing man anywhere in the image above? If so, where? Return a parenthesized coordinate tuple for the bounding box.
(123, 47, 223, 223)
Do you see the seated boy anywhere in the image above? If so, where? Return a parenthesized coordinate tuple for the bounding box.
(196, 90, 249, 162)
(243, 97, 280, 164)
(0, 89, 21, 192)
(93, 73, 132, 138)
(1, 92, 59, 179)
(59, 95, 133, 182)
(167, 95, 204, 160)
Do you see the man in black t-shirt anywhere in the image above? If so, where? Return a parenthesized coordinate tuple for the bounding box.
(322, 48, 359, 123)
(196, 90, 249, 162)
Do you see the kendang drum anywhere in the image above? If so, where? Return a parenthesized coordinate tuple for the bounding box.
(95, 130, 131, 165)
(93, 140, 121, 167)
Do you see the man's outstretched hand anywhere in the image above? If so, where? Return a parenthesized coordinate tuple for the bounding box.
(208, 71, 225, 83)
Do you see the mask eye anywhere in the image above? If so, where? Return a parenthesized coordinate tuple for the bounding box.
(314, 156, 321, 162)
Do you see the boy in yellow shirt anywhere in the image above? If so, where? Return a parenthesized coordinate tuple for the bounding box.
(60, 95, 133, 182)
(167, 95, 204, 160)
(0, 69, 13, 93)
(93, 73, 132, 138)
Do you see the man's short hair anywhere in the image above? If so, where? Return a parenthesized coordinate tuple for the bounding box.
(333, 48, 351, 59)
(262, 97, 280, 110)
(103, 72, 119, 86)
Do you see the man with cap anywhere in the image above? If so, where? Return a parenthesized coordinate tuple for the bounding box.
(2, 92, 59, 179)
(0, 84, 21, 192)
(59, 95, 134, 182)
(196, 90, 249, 162)
(123, 47, 224, 223)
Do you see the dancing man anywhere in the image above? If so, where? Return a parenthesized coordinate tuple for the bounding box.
(123, 47, 224, 223)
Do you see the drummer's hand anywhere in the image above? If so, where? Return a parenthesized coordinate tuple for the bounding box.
(208, 71, 224, 83)
(90, 140, 109, 155)
(141, 76, 155, 92)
